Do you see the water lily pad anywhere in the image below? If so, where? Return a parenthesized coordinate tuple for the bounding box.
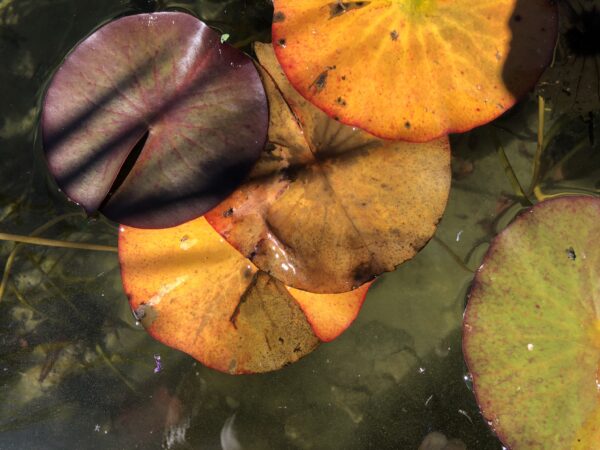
(119, 217, 369, 374)
(463, 196, 600, 448)
(42, 12, 268, 228)
(271, 0, 557, 141)
(205, 43, 451, 294)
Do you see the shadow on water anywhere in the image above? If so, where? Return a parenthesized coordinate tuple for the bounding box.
(538, 0, 600, 117)
(501, 0, 558, 101)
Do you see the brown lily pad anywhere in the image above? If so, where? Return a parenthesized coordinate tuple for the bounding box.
(205, 43, 451, 293)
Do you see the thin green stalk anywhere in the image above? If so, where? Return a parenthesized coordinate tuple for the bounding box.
(0, 233, 117, 252)
(0, 213, 85, 303)
(432, 236, 475, 274)
(528, 105, 574, 199)
(530, 95, 545, 193)
(491, 131, 533, 205)
(22, 249, 87, 322)
(9, 281, 54, 322)
(95, 344, 138, 394)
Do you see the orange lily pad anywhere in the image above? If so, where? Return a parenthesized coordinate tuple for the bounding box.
(463, 196, 600, 448)
(205, 43, 451, 293)
(118, 217, 369, 374)
(271, 0, 558, 141)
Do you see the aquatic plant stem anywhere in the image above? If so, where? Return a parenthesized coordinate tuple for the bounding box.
(528, 96, 546, 200)
(527, 99, 587, 201)
(95, 344, 138, 394)
(9, 280, 54, 321)
(0, 233, 117, 252)
(432, 236, 475, 274)
(491, 131, 533, 206)
(0, 213, 87, 303)
(0, 212, 116, 302)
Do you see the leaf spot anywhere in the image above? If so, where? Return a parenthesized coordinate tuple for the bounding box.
(273, 11, 286, 22)
(328, 1, 371, 19)
(310, 67, 336, 93)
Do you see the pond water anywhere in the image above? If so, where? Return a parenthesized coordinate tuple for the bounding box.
(0, 1, 598, 449)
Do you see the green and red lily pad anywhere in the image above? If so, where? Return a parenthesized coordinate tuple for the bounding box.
(271, 0, 557, 141)
(463, 196, 600, 449)
(119, 217, 369, 374)
(205, 43, 451, 294)
(42, 12, 268, 228)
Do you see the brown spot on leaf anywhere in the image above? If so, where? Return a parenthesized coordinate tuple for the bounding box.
(328, 1, 370, 19)
(273, 11, 286, 22)
(352, 261, 375, 287)
(390, 30, 399, 41)
(310, 69, 330, 93)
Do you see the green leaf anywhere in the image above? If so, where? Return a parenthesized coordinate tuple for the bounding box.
(464, 196, 600, 449)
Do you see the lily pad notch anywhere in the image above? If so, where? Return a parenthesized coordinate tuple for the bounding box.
(42, 12, 268, 228)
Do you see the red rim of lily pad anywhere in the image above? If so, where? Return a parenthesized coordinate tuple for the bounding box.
(42, 12, 268, 228)
(271, 0, 558, 141)
(463, 195, 600, 449)
(119, 217, 370, 374)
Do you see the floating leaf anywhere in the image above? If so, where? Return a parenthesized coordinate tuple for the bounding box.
(271, 0, 557, 141)
(463, 196, 600, 448)
(205, 43, 451, 293)
(42, 12, 268, 228)
(119, 217, 369, 374)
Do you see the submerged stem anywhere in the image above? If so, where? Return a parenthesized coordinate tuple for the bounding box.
(432, 236, 475, 274)
(95, 344, 138, 394)
(491, 131, 533, 206)
(0, 213, 90, 303)
(0, 213, 117, 302)
(528, 96, 547, 200)
(0, 233, 117, 252)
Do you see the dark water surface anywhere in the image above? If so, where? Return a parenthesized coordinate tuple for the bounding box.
(1, 1, 598, 449)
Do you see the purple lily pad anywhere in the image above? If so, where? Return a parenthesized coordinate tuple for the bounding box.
(42, 12, 268, 228)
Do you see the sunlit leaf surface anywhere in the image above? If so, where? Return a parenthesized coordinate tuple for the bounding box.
(42, 12, 268, 228)
(271, 0, 557, 141)
(205, 43, 451, 293)
(463, 196, 600, 449)
(119, 217, 369, 374)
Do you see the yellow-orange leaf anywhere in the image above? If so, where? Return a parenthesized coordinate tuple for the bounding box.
(289, 286, 368, 342)
(205, 43, 451, 293)
(119, 217, 368, 374)
(271, 0, 558, 141)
